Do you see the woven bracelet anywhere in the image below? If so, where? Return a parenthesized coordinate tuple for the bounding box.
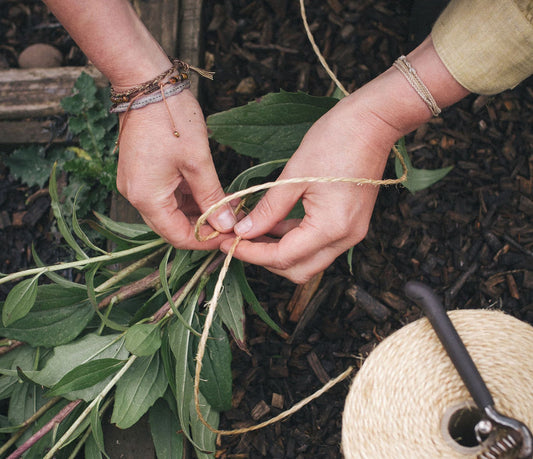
(393, 55, 441, 117)
(110, 79, 191, 113)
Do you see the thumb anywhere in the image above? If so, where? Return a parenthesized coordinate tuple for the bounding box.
(181, 158, 236, 233)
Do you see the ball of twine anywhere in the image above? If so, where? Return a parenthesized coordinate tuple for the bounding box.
(342, 309, 533, 458)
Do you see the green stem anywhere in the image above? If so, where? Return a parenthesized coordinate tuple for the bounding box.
(0, 239, 166, 286)
(43, 355, 137, 459)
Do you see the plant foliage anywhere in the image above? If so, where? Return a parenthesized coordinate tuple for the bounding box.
(0, 74, 451, 458)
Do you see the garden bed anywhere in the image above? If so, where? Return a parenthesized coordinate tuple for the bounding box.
(1, 1, 533, 458)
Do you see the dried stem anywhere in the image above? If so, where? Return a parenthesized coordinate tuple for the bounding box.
(43, 355, 137, 459)
(0, 340, 24, 356)
(95, 245, 168, 293)
(98, 256, 172, 309)
(0, 396, 62, 457)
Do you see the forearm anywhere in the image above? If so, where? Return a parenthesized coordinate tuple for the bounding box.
(43, 0, 170, 88)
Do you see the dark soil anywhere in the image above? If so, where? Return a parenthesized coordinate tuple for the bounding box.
(1, 1, 533, 458)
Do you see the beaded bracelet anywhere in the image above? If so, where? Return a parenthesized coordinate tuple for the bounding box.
(110, 58, 214, 145)
(110, 79, 191, 113)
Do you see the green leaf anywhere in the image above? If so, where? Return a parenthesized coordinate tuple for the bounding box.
(31, 246, 87, 289)
(209, 266, 246, 351)
(394, 138, 453, 193)
(226, 159, 287, 194)
(0, 285, 94, 347)
(111, 353, 168, 429)
(167, 295, 206, 452)
(72, 187, 107, 254)
(48, 358, 125, 397)
(189, 391, 219, 459)
(90, 400, 109, 458)
(207, 91, 337, 161)
(190, 317, 232, 412)
(49, 162, 89, 260)
(2, 274, 40, 326)
(85, 432, 104, 459)
(149, 398, 184, 459)
(93, 212, 153, 239)
(231, 260, 285, 337)
(3, 145, 53, 188)
(125, 323, 162, 356)
(29, 333, 128, 398)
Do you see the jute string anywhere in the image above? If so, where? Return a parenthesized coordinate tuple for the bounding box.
(341, 309, 533, 458)
(189, 0, 409, 437)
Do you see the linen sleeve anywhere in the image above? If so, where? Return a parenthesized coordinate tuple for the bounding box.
(431, 0, 533, 95)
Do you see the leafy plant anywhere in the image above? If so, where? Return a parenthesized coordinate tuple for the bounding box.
(0, 75, 453, 458)
(2, 72, 118, 219)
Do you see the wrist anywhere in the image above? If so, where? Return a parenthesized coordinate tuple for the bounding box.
(350, 36, 469, 141)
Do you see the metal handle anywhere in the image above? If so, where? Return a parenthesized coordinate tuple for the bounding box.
(404, 281, 494, 410)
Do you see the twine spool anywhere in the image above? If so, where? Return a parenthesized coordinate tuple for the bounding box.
(342, 309, 533, 458)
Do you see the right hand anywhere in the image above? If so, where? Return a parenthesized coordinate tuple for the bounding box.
(115, 89, 237, 250)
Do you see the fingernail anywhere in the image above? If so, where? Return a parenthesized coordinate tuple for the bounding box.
(235, 216, 252, 235)
(215, 209, 236, 231)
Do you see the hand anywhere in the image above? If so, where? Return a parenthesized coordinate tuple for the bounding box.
(116, 89, 236, 250)
(221, 91, 400, 283)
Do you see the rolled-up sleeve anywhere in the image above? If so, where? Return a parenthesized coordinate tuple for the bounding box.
(432, 0, 533, 95)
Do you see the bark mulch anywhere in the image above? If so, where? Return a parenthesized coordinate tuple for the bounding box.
(1, 1, 532, 458)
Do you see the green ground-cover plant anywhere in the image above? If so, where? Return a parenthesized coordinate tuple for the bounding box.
(2, 72, 118, 220)
(0, 74, 452, 458)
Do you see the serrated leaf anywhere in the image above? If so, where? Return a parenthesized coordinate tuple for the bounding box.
(111, 353, 167, 429)
(0, 285, 94, 347)
(124, 323, 162, 356)
(2, 274, 40, 326)
(190, 317, 232, 412)
(47, 358, 125, 397)
(226, 159, 287, 194)
(149, 398, 184, 459)
(207, 91, 337, 161)
(3, 145, 53, 188)
(394, 138, 453, 193)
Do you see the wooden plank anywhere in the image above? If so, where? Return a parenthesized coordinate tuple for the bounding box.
(132, 0, 180, 56)
(0, 120, 65, 144)
(0, 66, 106, 120)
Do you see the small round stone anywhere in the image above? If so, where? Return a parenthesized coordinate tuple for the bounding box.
(18, 43, 63, 69)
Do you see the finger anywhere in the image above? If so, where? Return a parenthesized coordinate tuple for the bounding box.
(139, 205, 231, 251)
(234, 183, 304, 239)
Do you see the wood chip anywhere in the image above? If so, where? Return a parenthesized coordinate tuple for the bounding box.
(271, 393, 284, 410)
(306, 350, 330, 385)
(251, 400, 271, 421)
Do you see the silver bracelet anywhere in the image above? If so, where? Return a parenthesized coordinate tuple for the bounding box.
(110, 79, 191, 113)
(393, 55, 441, 117)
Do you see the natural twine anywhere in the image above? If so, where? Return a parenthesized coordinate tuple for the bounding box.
(342, 309, 533, 458)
